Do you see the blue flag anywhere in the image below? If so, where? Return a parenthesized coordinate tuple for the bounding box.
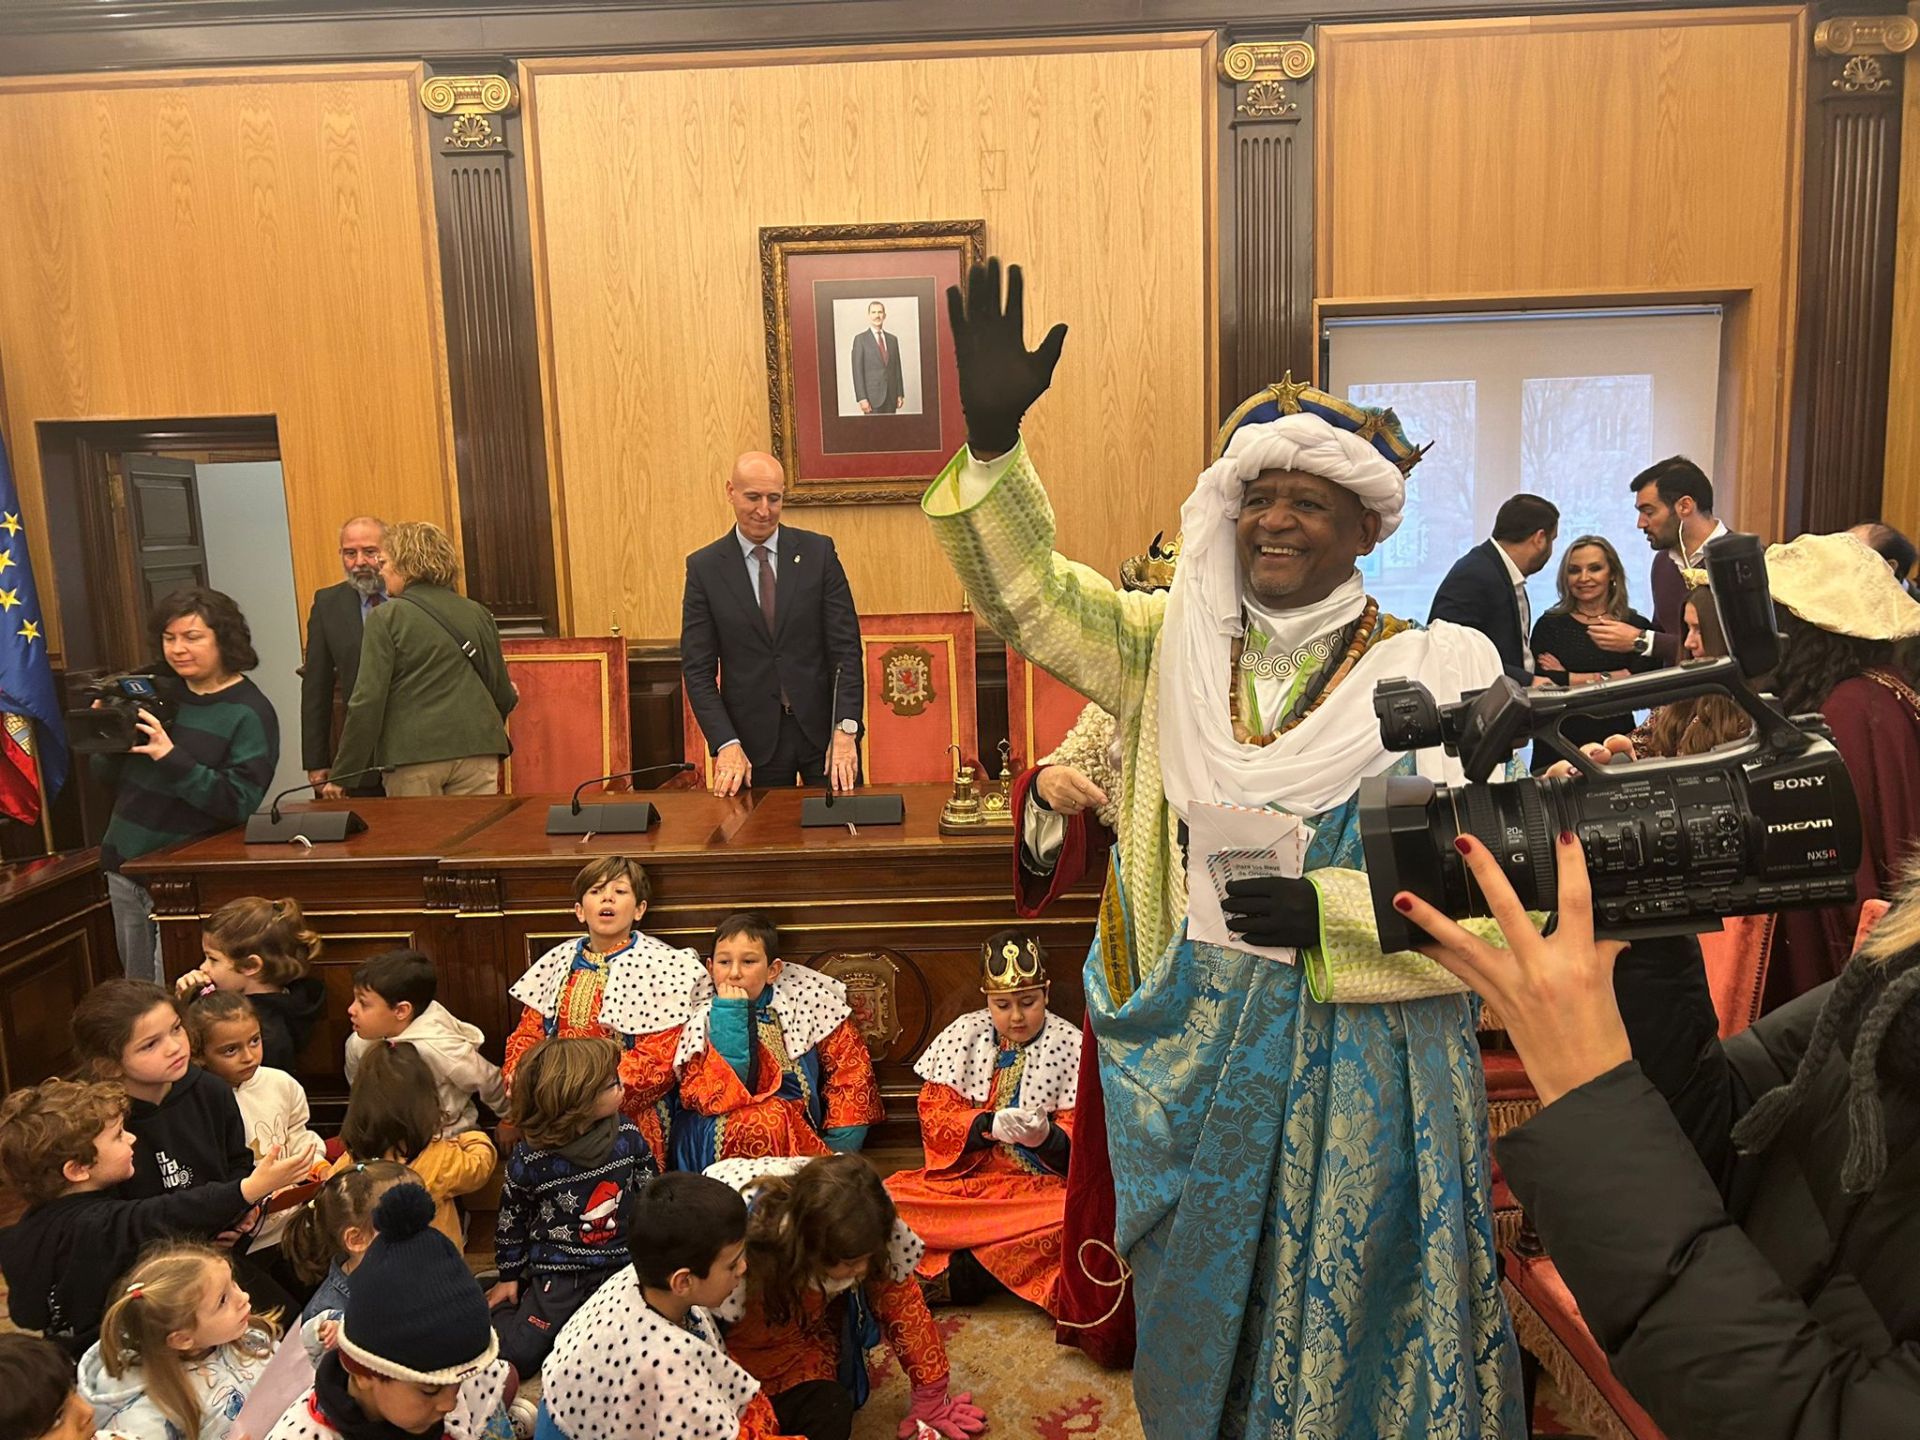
(0, 428, 67, 812)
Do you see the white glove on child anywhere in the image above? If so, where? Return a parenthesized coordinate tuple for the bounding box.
(990, 1107, 1049, 1148)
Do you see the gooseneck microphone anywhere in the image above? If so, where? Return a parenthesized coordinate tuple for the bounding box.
(822, 665, 845, 808)
(268, 766, 393, 823)
(570, 762, 696, 815)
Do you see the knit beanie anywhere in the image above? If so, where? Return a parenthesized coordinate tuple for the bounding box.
(336, 1183, 498, 1383)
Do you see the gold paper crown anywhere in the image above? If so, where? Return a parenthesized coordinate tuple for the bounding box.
(1677, 567, 1711, 591)
(980, 934, 1048, 994)
(1120, 531, 1181, 593)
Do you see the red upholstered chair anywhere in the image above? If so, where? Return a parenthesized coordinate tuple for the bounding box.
(856, 613, 978, 784)
(1501, 911, 1780, 1440)
(680, 685, 716, 792)
(499, 637, 630, 795)
(1004, 649, 1094, 772)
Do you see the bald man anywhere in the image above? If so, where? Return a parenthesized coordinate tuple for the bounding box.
(680, 453, 865, 795)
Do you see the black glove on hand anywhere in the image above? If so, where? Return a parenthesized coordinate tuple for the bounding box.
(1222, 875, 1321, 950)
(946, 257, 1068, 456)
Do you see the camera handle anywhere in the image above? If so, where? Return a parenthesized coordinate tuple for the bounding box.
(1458, 657, 1809, 782)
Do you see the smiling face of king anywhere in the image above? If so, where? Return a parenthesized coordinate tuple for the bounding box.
(1234, 468, 1383, 610)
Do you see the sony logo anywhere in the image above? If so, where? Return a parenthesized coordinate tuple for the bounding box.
(1772, 776, 1826, 790)
(1767, 818, 1834, 832)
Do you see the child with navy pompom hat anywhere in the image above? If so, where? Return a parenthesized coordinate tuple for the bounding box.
(265, 1183, 514, 1440)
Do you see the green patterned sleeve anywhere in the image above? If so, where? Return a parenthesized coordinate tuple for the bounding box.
(923, 442, 1162, 719)
(1303, 868, 1538, 1005)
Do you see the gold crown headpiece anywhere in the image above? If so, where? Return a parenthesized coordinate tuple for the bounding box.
(1677, 567, 1711, 591)
(980, 933, 1048, 994)
(1120, 530, 1182, 593)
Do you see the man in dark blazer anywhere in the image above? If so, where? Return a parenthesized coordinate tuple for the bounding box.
(681, 452, 865, 795)
(1428, 493, 1559, 686)
(300, 514, 388, 795)
(850, 300, 906, 415)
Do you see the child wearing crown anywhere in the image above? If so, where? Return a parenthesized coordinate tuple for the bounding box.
(883, 929, 1080, 1314)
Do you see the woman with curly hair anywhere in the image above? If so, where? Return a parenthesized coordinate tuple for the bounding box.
(1763, 532, 1920, 1008)
(326, 520, 516, 797)
(96, 587, 279, 980)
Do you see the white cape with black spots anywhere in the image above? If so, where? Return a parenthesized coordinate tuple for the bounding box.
(540, 1268, 757, 1440)
(703, 1155, 924, 1323)
(511, 931, 711, 1036)
(675, 963, 851, 1072)
(912, 1010, 1081, 1113)
(263, 1359, 509, 1440)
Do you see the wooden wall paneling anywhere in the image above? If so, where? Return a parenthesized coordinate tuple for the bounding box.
(1316, 10, 1807, 540)
(0, 0, 1828, 77)
(1787, 8, 1911, 535)
(0, 853, 116, 1095)
(1875, 18, 1920, 536)
(523, 36, 1217, 641)
(0, 66, 458, 651)
(1219, 36, 1318, 414)
(422, 63, 561, 633)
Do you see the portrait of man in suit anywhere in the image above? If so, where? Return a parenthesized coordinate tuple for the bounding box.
(850, 300, 906, 415)
(300, 514, 389, 795)
(680, 452, 865, 796)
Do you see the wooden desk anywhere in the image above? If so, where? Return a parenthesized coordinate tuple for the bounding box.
(125, 787, 1096, 1139)
(0, 850, 118, 1093)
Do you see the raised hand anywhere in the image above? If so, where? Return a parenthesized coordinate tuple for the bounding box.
(946, 257, 1068, 457)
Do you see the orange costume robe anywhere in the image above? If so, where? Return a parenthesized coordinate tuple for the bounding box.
(672, 963, 883, 1167)
(884, 1010, 1081, 1312)
(503, 930, 709, 1171)
(707, 1157, 950, 1402)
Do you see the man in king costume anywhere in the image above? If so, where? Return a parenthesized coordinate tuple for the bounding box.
(922, 260, 1523, 1438)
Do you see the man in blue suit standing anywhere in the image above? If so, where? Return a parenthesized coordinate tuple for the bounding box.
(681, 452, 865, 796)
(850, 300, 906, 415)
(1428, 493, 1559, 686)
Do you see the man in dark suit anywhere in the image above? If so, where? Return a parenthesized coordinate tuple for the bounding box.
(850, 300, 906, 415)
(681, 452, 865, 795)
(1428, 494, 1559, 686)
(300, 514, 388, 795)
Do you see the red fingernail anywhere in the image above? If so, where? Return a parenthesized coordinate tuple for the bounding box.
(1559, 830, 1576, 845)
(1453, 837, 1472, 855)
(1393, 895, 1414, 913)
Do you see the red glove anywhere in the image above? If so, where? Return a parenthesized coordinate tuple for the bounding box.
(897, 1382, 987, 1439)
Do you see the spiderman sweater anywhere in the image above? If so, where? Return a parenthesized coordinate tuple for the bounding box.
(494, 1115, 655, 1281)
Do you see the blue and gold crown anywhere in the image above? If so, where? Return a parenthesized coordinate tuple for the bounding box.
(1213, 373, 1431, 473)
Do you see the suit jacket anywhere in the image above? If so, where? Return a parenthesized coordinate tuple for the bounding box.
(851, 328, 906, 413)
(329, 582, 517, 779)
(300, 581, 366, 771)
(1648, 548, 1687, 664)
(1428, 539, 1530, 684)
(680, 528, 864, 768)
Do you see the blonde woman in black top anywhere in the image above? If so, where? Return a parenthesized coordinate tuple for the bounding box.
(1529, 534, 1662, 760)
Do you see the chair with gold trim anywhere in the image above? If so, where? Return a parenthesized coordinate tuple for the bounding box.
(1004, 651, 1094, 773)
(858, 612, 978, 784)
(1499, 910, 1788, 1440)
(498, 636, 630, 795)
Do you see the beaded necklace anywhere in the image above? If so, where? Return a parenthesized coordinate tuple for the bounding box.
(1228, 598, 1383, 747)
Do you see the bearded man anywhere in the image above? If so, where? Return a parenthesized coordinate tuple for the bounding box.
(924, 260, 1523, 1439)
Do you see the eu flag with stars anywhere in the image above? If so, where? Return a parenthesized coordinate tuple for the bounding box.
(0, 428, 65, 824)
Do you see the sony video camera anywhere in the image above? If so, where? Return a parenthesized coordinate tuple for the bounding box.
(1359, 532, 1862, 950)
(67, 671, 175, 754)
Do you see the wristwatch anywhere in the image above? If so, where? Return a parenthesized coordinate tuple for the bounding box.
(1633, 630, 1656, 657)
(837, 718, 860, 735)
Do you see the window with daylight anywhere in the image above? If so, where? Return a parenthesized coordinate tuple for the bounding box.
(1324, 307, 1724, 629)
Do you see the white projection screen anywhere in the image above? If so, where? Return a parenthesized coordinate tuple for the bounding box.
(1321, 307, 1724, 628)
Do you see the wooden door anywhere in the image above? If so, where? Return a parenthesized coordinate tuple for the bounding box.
(122, 453, 208, 615)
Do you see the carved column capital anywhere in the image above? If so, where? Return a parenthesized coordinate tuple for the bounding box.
(1219, 40, 1315, 124)
(1813, 14, 1919, 57)
(420, 73, 521, 151)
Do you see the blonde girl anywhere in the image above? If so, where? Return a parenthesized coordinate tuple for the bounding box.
(77, 1244, 279, 1440)
(282, 1159, 419, 1324)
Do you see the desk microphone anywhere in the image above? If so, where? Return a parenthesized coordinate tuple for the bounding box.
(821, 665, 845, 809)
(570, 762, 696, 815)
(800, 667, 904, 829)
(267, 766, 393, 823)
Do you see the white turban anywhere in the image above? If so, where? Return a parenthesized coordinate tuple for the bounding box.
(1219, 414, 1407, 539)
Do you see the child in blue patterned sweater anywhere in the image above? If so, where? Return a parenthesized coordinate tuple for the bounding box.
(484, 1036, 654, 1384)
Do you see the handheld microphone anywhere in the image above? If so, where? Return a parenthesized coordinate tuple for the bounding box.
(547, 761, 695, 836)
(268, 765, 393, 823)
(570, 762, 697, 815)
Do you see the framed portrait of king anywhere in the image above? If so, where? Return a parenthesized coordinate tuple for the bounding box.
(761, 220, 985, 504)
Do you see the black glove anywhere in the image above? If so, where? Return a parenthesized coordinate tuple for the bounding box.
(946, 257, 1068, 456)
(1222, 875, 1321, 950)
